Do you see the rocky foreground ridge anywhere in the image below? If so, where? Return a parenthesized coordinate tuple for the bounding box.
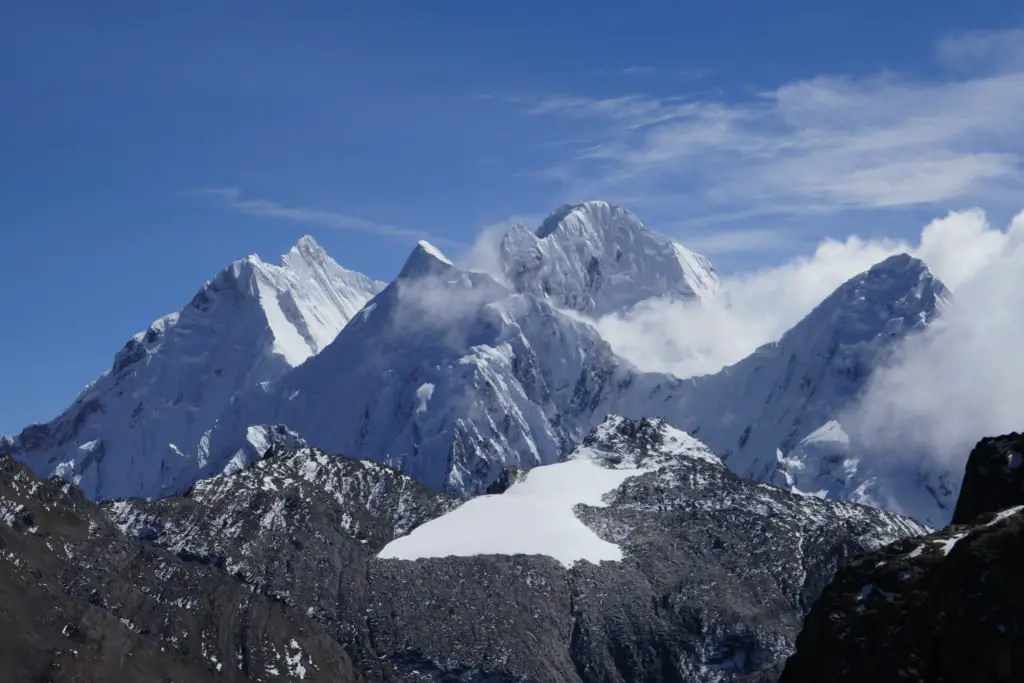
(1, 417, 927, 682)
(780, 432, 1024, 683)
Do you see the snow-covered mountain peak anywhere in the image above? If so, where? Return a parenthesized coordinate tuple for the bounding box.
(281, 234, 333, 270)
(659, 253, 954, 524)
(533, 200, 615, 238)
(398, 240, 455, 280)
(201, 244, 652, 497)
(8, 239, 385, 500)
(499, 200, 721, 316)
(790, 253, 950, 350)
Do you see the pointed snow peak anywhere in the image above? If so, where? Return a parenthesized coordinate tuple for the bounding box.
(281, 234, 336, 273)
(295, 234, 321, 251)
(781, 252, 950, 354)
(535, 203, 585, 238)
(289, 234, 327, 261)
(833, 253, 948, 320)
(398, 240, 454, 280)
(221, 255, 263, 291)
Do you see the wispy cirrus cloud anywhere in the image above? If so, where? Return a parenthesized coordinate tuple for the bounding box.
(515, 28, 1024, 228)
(194, 187, 463, 247)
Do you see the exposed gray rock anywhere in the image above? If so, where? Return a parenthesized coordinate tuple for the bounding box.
(781, 430, 1024, 683)
(0, 455, 368, 683)
(106, 445, 460, 679)
(779, 508, 1024, 683)
(107, 417, 926, 682)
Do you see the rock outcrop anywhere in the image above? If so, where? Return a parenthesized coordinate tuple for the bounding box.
(781, 432, 1024, 683)
(0, 456, 371, 683)
(110, 417, 925, 682)
(952, 433, 1024, 524)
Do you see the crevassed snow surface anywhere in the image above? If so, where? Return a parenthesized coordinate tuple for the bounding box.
(378, 458, 644, 567)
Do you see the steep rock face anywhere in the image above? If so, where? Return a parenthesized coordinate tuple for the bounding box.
(368, 417, 925, 682)
(952, 433, 1024, 524)
(499, 201, 721, 316)
(653, 254, 954, 525)
(780, 507, 1024, 683)
(0, 456, 370, 683)
(4, 236, 384, 500)
(780, 431, 1024, 683)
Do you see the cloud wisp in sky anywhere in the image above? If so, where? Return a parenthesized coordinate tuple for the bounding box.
(195, 187, 463, 248)
(516, 28, 1024, 231)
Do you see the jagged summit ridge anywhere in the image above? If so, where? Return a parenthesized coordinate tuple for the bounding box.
(499, 200, 721, 316)
(4, 212, 959, 529)
(6, 236, 385, 500)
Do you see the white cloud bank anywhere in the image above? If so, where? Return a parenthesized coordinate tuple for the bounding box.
(849, 211, 1024, 466)
(595, 208, 1021, 380)
(592, 208, 1024, 470)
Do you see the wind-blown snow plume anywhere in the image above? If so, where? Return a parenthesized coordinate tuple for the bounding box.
(595, 209, 1019, 379)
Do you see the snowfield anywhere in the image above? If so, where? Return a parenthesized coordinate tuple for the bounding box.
(378, 458, 646, 567)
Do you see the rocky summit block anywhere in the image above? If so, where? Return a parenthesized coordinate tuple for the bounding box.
(952, 433, 1024, 525)
(780, 506, 1024, 683)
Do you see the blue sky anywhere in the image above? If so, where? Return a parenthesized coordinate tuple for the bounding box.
(2, 1, 1024, 434)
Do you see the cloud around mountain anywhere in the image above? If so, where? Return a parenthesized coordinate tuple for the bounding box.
(588, 208, 1020, 380)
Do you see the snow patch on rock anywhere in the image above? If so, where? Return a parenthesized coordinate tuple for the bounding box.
(378, 458, 645, 567)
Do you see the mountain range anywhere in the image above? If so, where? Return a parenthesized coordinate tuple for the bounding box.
(0, 199, 1007, 681)
(0, 416, 926, 681)
(2, 200, 959, 525)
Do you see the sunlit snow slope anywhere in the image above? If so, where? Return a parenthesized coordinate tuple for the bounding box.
(4, 236, 384, 499)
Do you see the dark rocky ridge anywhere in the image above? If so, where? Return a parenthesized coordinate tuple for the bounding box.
(952, 433, 1024, 524)
(106, 444, 461, 680)
(0, 456, 367, 683)
(780, 432, 1024, 683)
(107, 417, 926, 682)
